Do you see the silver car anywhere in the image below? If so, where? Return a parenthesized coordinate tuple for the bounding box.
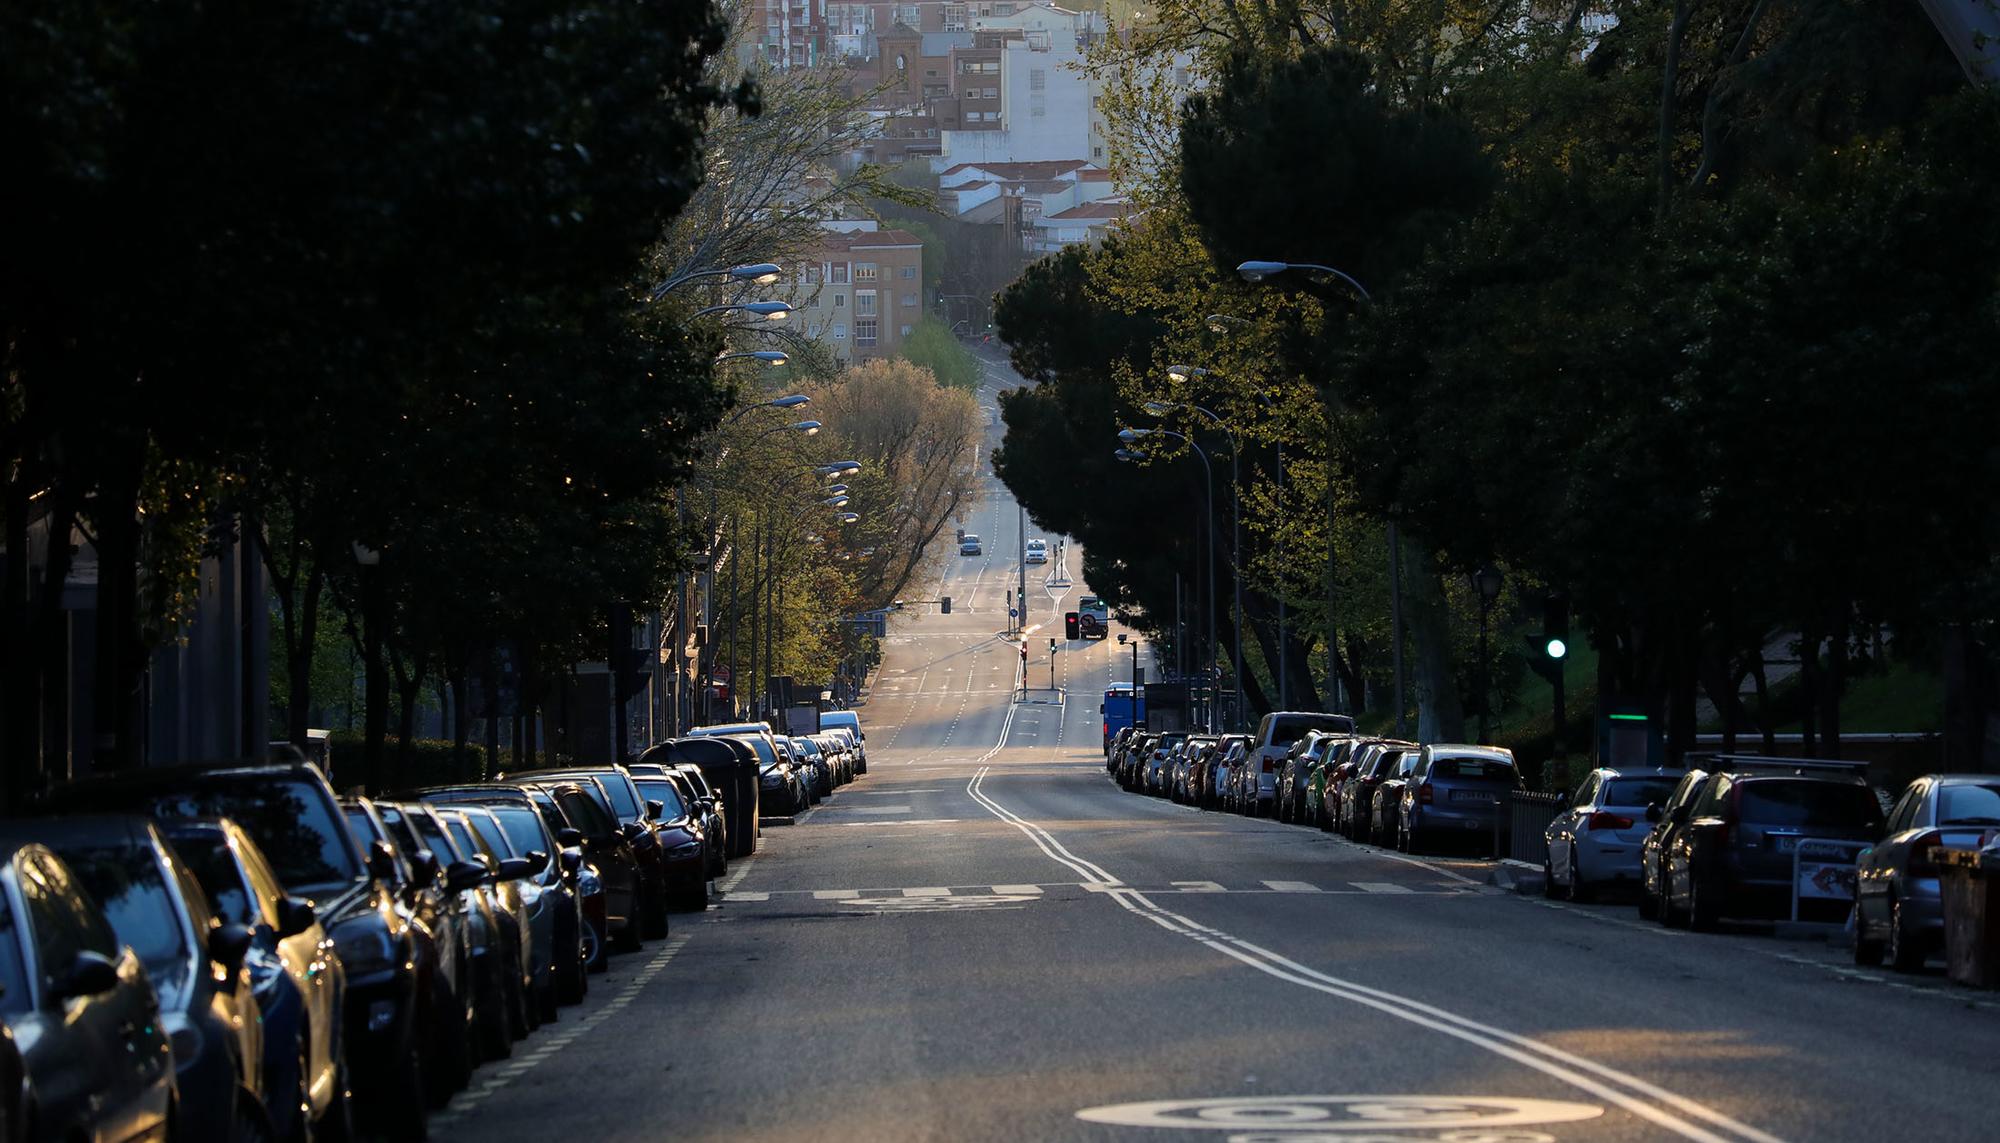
(1396, 745, 1520, 853)
(1543, 768, 1682, 899)
(1855, 773, 2000, 971)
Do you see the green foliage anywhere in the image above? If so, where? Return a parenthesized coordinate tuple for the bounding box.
(896, 318, 980, 391)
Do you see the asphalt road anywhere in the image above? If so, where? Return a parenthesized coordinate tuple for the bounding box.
(433, 357, 2000, 1143)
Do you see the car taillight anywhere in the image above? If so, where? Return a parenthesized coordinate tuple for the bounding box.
(1909, 830, 1944, 876)
(1585, 811, 1633, 831)
(1263, 758, 1276, 773)
(1418, 782, 1433, 805)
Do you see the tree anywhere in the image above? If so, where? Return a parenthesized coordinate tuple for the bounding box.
(896, 319, 981, 392)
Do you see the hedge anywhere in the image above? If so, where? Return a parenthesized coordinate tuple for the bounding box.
(324, 731, 488, 790)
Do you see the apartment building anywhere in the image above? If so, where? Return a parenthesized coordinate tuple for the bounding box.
(787, 228, 928, 368)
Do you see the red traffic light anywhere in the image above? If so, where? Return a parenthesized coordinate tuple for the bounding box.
(1064, 612, 1080, 640)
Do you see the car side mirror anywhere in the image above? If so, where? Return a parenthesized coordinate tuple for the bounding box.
(52, 951, 121, 1002)
(557, 827, 584, 847)
(524, 849, 551, 876)
(559, 847, 584, 875)
(208, 922, 255, 976)
(496, 857, 533, 881)
(1670, 805, 1691, 824)
(408, 849, 440, 888)
(698, 797, 716, 812)
(367, 840, 398, 883)
(275, 897, 317, 940)
(646, 799, 666, 820)
(1644, 803, 1662, 824)
(621, 822, 645, 842)
(445, 860, 490, 894)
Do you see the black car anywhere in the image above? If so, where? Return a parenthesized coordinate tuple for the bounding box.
(44, 763, 431, 1142)
(663, 763, 730, 876)
(520, 786, 608, 977)
(0, 841, 176, 1143)
(1636, 769, 1712, 920)
(413, 785, 589, 1010)
(342, 797, 477, 1105)
(1664, 767, 1885, 928)
(639, 737, 759, 860)
(521, 781, 643, 953)
(507, 766, 671, 939)
(392, 802, 519, 1061)
(24, 817, 272, 1142)
(629, 773, 713, 909)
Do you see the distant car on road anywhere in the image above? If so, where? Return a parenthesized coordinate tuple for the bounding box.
(1025, 538, 1048, 563)
(960, 534, 982, 555)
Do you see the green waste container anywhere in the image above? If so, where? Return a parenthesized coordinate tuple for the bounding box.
(1938, 849, 2000, 989)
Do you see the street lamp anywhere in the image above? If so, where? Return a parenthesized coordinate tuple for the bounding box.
(693, 300, 793, 321)
(836, 512, 860, 524)
(651, 262, 785, 301)
(1205, 313, 1251, 334)
(1473, 564, 1504, 744)
(1118, 631, 1140, 737)
(816, 461, 863, 479)
(1116, 427, 1217, 731)
(715, 350, 790, 366)
(1239, 256, 1373, 717)
(723, 393, 810, 426)
(754, 419, 821, 440)
(1143, 394, 1244, 732)
(1160, 366, 1210, 386)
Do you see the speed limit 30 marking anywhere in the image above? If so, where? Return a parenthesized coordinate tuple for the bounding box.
(1076, 1095, 1602, 1139)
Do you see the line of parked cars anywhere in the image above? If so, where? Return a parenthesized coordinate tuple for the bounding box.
(1540, 757, 2000, 973)
(0, 714, 867, 1142)
(1107, 714, 1525, 857)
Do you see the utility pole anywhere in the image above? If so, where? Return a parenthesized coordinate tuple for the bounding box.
(1049, 637, 1058, 692)
(1390, 519, 1406, 738)
(1017, 504, 1028, 634)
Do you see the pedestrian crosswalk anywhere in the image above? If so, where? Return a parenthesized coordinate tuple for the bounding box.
(719, 879, 1491, 904)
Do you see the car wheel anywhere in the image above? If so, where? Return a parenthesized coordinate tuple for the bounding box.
(1542, 857, 1559, 898)
(1636, 869, 1659, 920)
(315, 1050, 355, 1143)
(1888, 897, 1926, 973)
(582, 917, 608, 975)
(381, 1034, 429, 1142)
(480, 967, 515, 1060)
(235, 1089, 280, 1143)
(425, 981, 472, 1104)
(685, 877, 711, 911)
(1570, 854, 1594, 903)
(643, 886, 671, 939)
(1852, 903, 1885, 967)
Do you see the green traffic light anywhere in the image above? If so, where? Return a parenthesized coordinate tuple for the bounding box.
(1546, 637, 1567, 660)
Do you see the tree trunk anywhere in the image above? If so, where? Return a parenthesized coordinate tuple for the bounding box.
(392, 648, 427, 775)
(1748, 649, 1776, 755)
(1407, 558, 1464, 743)
(90, 461, 146, 771)
(1796, 629, 1821, 758)
(450, 665, 471, 771)
(1819, 606, 1848, 760)
(1656, 0, 1695, 220)
(4, 484, 80, 805)
(361, 569, 390, 792)
(1338, 631, 1367, 718)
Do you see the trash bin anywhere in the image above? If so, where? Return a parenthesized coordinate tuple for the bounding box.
(644, 736, 759, 860)
(1938, 848, 2000, 989)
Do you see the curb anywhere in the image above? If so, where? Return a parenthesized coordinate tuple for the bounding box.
(1770, 920, 1846, 943)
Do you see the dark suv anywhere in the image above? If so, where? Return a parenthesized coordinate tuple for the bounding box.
(45, 763, 431, 1141)
(1663, 768, 1884, 928)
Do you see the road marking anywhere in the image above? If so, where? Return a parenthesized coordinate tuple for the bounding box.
(1351, 882, 1416, 894)
(849, 805, 914, 814)
(966, 769, 1788, 1143)
(902, 887, 951, 897)
(833, 818, 963, 826)
(812, 889, 860, 900)
(1264, 880, 1324, 893)
(727, 891, 771, 902)
(1076, 1094, 1604, 1133)
(1172, 880, 1228, 893)
(991, 884, 1044, 895)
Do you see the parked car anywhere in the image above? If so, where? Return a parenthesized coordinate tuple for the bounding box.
(389, 801, 519, 1060)
(758, 754, 811, 816)
(438, 810, 537, 1038)
(1663, 766, 1884, 929)
(505, 767, 671, 939)
(1172, 736, 1218, 804)
(1368, 750, 1422, 844)
(788, 737, 834, 798)
(819, 711, 868, 774)
(1637, 769, 1712, 920)
(1247, 712, 1359, 817)
(453, 805, 562, 1022)
(1311, 738, 1367, 832)
(1277, 733, 1340, 824)
(1395, 745, 1523, 854)
(1337, 742, 1412, 841)
(341, 797, 477, 1103)
(409, 785, 588, 1009)
(28, 817, 272, 1143)
(45, 762, 432, 1141)
(641, 736, 760, 858)
(517, 786, 612, 975)
(162, 817, 351, 1143)
(1541, 768, 1682, 899)
(1143, 733, 1187, 796)
(630, 764, 728, 879)
(1214, 737, 1249, 808)
(0, 841, 176, 1143)
(1854, 773, 2000, 971)
(625, 775, 711, 910)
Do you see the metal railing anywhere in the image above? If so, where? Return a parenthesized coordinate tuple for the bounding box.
(1508, 790, 1568, 864)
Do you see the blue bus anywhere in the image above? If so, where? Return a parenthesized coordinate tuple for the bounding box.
(1100, 683, 1145, 753)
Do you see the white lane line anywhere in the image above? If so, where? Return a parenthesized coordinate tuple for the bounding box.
(813, 889, 861, 900)
(965, 774, 1787, 1143)
(902, 887, 951, 897)
(1351, 881, 1416, 894)
(1173, 880, 1228, 893)
(728, 891, 771, 902)
(992, 884, 1044, 895)
(1264, 880, 1324, 893)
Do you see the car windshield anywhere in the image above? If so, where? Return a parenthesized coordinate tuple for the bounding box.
(142, 778, 359, 894)
(445, 818, 493, 860)
(466, 813, 517, 858)
(53, 840, 190, 992)
(1431, 758, 1517, 782)
(0, 894, 30, 1016)
(1269, 715, 1353, 747)
(555, 791, 618, 837)
(1738, 782, 1882, 829)
(491, 807, 549, 856)
(734, 736, 778, 766)
(1605, 777, 1680, 808)
(634, 778, 688, 820)
(1937, 783, 2000, 825)
(175, 835, 257, 926)
(412, 812, 461, 860)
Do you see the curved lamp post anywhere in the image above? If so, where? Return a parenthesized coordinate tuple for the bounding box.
(1117, 426, 1217, 731)
(715, 350, 790, 367)
(1143, 394, 1243, 732)
(1473, 564, 1504, 744)
(693, 300, 793, 321)
(651, 262, 784, 302)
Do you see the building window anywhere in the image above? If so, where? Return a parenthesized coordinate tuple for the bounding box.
(832, 322, 848, 340)
(1029, 68, 1046, 91)
(805, 264, 823, 284)
(831, 261, 850, 284)
(855, 262, 878, 281)
(857, 290, 877, 316)
(1093, 145, 1104, 158)
(1031, 105, 1045, 117)
(834, 293, 846, 307)
(926, 68, 939, 78)
(981, 87, 998, 99)
(855, 318, 878, 346)
(943, 4, 966, 31)
(808, 321, 823, 338)
(901, 324, 915, 337)
(899, 266, 917, 279)
(902, 293, 918, 307)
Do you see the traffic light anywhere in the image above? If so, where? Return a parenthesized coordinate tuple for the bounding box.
(1064, 612, 1080, 640)
(940, 596, 951, 614)
(1049, 638, 1057, 653)
(1542, 591, 1570, 660)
